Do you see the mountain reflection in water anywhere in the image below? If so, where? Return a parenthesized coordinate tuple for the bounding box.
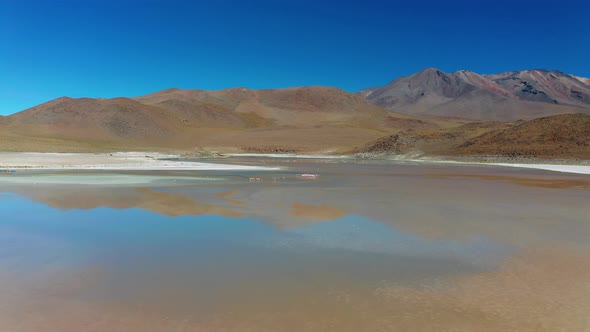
(0, 159, 589, 331)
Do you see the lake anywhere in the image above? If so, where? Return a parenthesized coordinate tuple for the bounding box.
(1, 157, 589, 331)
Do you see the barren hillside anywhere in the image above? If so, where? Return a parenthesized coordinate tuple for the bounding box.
(361, 68, 590, 120)
(453, 113, 590, 159)
(0, 87, 457, 152)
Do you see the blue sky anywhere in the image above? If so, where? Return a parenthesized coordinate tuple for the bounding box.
(1, 0, 589, 115)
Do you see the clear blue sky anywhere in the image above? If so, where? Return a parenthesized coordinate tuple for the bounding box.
(1, 0, 589, 115)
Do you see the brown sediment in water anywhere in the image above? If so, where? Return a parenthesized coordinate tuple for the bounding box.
(226, 198, 247, 206)
(3, 248, 587, 332)
(430, 173, 590, 189)
(215, 189, 239, 198)
(167, 248, 590, 332)
(215, 189, 248, 206)
(371, 248, 590, 332)
(135, 188, 242, 217)
(289, 203, 347, 221)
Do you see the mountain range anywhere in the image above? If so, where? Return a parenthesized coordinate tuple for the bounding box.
(1, 68, 589, 158)
(0, 86, 426, 152)
(360, 68, 590, 120)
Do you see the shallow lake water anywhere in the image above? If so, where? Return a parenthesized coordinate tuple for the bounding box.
(1, 158, 589, 331)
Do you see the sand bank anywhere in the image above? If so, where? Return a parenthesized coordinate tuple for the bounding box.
(415, 159, 590, 175)
(226, 153, 353, 159)
(486, 163, 590, 175)
(229, 153, 590, 175)
(2, 152, 590, 175)
(0, 152, 278, 171)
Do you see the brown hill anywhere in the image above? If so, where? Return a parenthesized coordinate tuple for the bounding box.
(357, 113, 590, 160)
(1, 97, 186, 150)
(0, 87, 456, 152)
(135, 86, 392, 128)
(361, 68, 590, 121)
(8, 97, 176, 135)
(453, 113, 590, 159)
(133, 86, 435, 153)
(133, 88, 266, 128)
(356, 121, 515, 155)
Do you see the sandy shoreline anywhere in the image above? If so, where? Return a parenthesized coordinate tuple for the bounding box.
(225, 153, 353, 159)
(483, 162, 590, 175)
(405, 159, 590, 175)
(1, 152, 590, 175)
(0, 152, 278, 171)
(227, 153, 590, 175)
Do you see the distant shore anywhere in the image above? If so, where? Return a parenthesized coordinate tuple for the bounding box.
(1, 151, 590, 175)
(224, 152, 590, 175)
(0, 152, 278, 171)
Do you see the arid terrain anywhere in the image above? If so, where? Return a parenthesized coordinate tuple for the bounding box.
(356, 113, 590, 160)
(452, 113, 590, 159)
(1, 68, 589, 160)
(0, 86, 465, 153)
(360, 68, 590, 120)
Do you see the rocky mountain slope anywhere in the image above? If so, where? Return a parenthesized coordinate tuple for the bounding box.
(485, 70, 590, 106)
(358, 113, 590, 160)
(356, 121, 515, 156)
(453, 113, 590, 159)
(361, 68, 590, 120)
